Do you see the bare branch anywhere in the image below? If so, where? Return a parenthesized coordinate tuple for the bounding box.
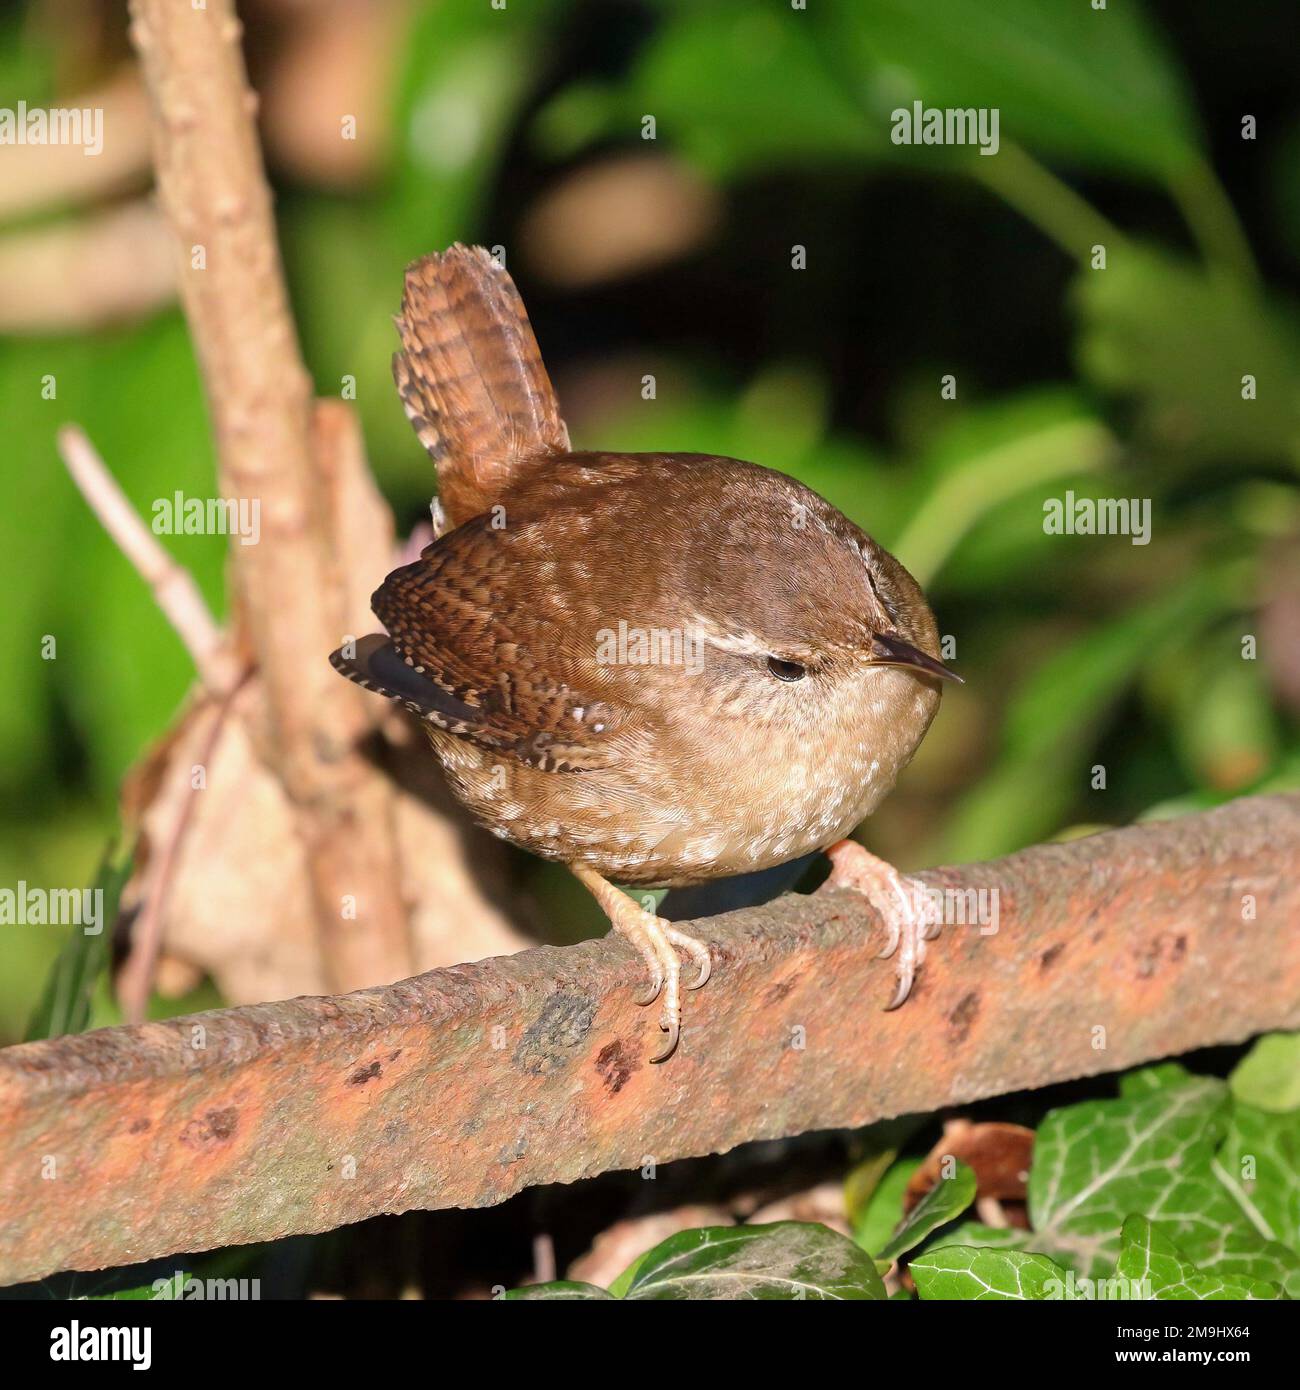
(127, 0, 413, 990)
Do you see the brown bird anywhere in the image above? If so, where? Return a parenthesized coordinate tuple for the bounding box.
(331, 245, 960, 1060)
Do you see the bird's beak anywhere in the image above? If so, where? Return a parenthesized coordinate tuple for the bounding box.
(870, 632, 964, 684)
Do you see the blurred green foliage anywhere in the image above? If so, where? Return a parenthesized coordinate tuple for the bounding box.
(1, 0, 1297, 1043)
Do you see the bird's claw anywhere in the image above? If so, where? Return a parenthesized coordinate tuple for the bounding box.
(651, 1008, 681, 1064)
(665, 924, 712, 990)
(633, 964, 664, 1008)
(600, 895, 711, 1061)
(825, 839, 942, 1010)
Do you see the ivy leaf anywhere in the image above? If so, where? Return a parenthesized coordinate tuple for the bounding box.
(1028, 1073, 1300, 1278)
(1229, 1033, 1300, 1114)
(1215, 1104, 1300, 1276)
(1025, 1078, 1233, 1277)
(911, 1246, 1070, 1301)
(502, 1281, 613, 1301)
(620, 1223, 887, 1301)
(1119, 1062, 1194, 1097)
(925, 1221, 1032, 1255)
(1115, 1216, 1281, 1300)
(930, 1076, 1300, 1292)
(875, 1162, 977, 1266)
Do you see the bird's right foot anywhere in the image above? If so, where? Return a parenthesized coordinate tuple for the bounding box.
(571, 865, 711, 1061)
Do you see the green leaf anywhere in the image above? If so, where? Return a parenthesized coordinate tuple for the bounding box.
(621, 1223, 887, 1301)
(851, 1156, 921, 1256)
(925, 1221, 1033, 1256)
(876, 1163, 977, 1265)
(818, 0, 1200, 180)
(890, 390, 1116, 586)
(1027, 1078, 1224, 1277)
(938, 563, 1247, 862)
(1012, 1077, 1300, 1289)
(843, 1117, 921, 1228)
(1115, 1216, 1281, 1301)
(553, 5, 880, 179)
(502, 1281, 613, 1301)
(928, 1077, 1300, 1294)
(1074, 246, 1300, 466)
(911, 1246, 1070, 1301)
(605, 1251, 650, 1300)
(1216, 1104, 1300, 1264)
(1230, 1034, 1300, 1113)
(24, 848, 131, 1042)
(1119, 1062, 1194, 1097)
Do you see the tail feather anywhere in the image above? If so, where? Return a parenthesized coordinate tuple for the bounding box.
(393, 245, 569, 526)
(329, 634, 482, 734)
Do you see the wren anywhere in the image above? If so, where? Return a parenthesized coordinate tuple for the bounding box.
(331, 245, 960, 1060)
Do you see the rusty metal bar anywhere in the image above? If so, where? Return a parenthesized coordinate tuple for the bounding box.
(1, 794, 1296, 1285)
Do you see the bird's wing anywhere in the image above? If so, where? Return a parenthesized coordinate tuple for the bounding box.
(333, 516, 630, 773)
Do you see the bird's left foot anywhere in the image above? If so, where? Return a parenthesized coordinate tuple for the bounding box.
(824, 840, 942, 1009)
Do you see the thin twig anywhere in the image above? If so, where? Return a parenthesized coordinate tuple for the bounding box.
(57, 425, 238, 694)
(116, 672, 249, 1024)
(975, 1197, 1010, 1229)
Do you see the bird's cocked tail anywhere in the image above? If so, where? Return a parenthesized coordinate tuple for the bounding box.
(392, 244, 570, 527)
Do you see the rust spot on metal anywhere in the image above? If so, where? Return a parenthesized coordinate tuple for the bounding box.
(347, 1061, 382, 1087)
(512, 989, 595, 1076)
(179, 1107, 239, 1149)
(1039, 943, 1065, 972)
(1135, 932, 1189, 980)
(948, 992, 980, 1045)
(496, 1131, 528, 1165)
(763, 979, 795, 1006)
(595, 1040, 637, 1094)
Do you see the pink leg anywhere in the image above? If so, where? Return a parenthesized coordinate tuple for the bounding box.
(572, 865, 711, 1062)
(824, 840, 942, 1009)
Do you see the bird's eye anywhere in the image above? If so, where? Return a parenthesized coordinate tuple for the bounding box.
(766, 656, 806, 682)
